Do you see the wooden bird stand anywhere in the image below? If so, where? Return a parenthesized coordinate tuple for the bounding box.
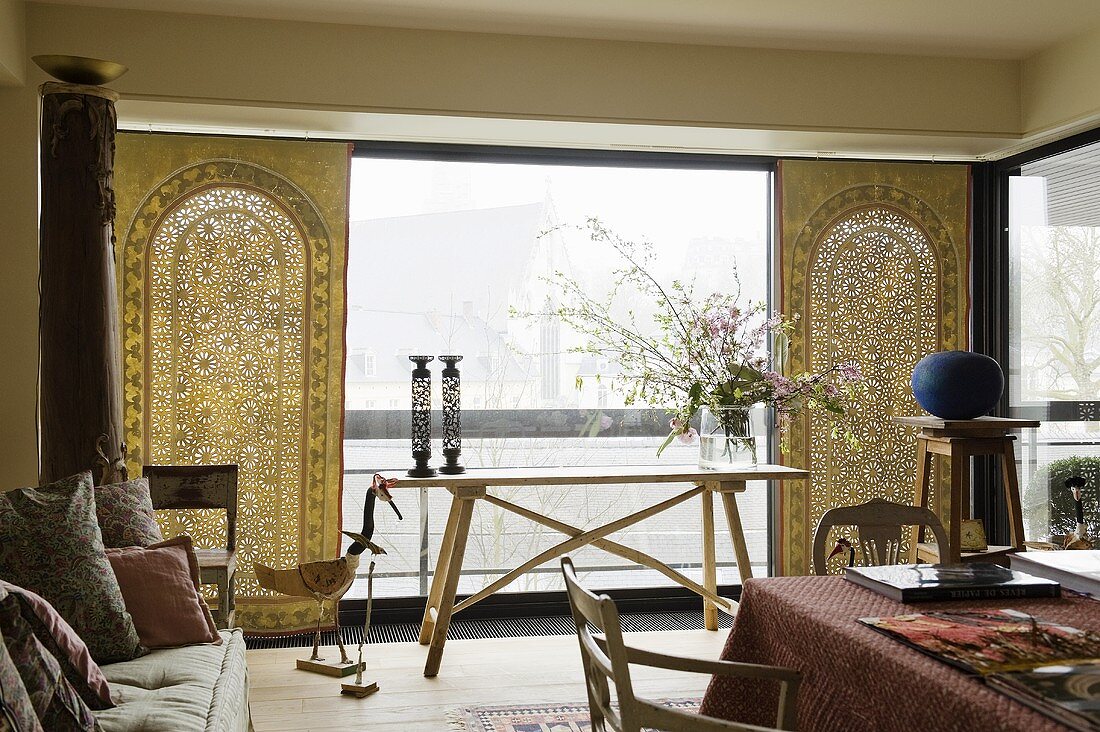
(340, 680, 379, 698)
(296, 658, 365, 677)
(338, 559, 380, 697)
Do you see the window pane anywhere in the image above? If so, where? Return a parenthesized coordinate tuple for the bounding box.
(1010, 140, 1100, 546)
(343, 156, 772, 598)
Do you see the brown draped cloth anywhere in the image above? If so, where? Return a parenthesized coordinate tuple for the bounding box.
(699, 575, 1098, 731)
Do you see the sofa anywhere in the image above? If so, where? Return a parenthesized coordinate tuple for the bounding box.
(95, 629, 251, 732)
(0, 470, 252, 731)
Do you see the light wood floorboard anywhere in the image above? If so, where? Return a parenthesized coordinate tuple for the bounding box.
(248, 629, 729, 732)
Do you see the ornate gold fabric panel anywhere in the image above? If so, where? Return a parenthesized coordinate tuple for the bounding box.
(778, 160, 969, 576)
(115, 134, 350, 632)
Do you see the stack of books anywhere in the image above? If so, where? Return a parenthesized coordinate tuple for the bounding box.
(844, 562, 1061, 602)
(1010, 550, 1100, 597)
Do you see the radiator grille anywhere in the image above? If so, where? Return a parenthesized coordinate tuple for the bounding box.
(244, 611, 731, 649)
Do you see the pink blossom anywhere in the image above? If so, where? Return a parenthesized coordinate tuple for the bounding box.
(678, 427, 699, 445)
(669, 417, 683, 431)
(764, 370, 797, 399)
(599, 415, 614, 431)
(837, 362, 863, 382)
(823, 383, 841, 399)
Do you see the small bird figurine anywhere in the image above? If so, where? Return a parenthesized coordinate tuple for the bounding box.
(255, 474, 402, 665)
(828, 537, 856, 567)
(1064, 476, 1092, 549)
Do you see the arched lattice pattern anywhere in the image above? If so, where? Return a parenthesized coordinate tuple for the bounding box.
(807, 206, 941, 573)
(118, 144, 349, 633)
(147, 187, 307, 597)
(779, 163, 969, 576)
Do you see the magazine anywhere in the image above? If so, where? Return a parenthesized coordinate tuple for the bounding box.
(987, 663, 1100, 732)
(845, 563, 1060, 602)
(859, 609, 1100, 674)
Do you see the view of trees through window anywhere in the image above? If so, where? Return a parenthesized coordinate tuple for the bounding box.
(1010, 141, 1100, 545)
(341, 153, 772, 599)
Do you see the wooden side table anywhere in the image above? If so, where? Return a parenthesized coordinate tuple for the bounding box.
(892, 416, 1040, 564)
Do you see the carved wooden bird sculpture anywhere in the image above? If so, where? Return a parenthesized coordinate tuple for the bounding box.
(255, 474, 402, 664)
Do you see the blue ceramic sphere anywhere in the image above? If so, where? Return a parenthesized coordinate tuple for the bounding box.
(911, 351, 1004, 420)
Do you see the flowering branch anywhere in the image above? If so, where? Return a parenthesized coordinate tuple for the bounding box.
(516, 219, 863, 456)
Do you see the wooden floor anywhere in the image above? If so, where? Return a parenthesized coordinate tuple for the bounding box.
(248, 629, 729, 731)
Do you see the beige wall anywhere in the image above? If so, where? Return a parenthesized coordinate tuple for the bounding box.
(1023, 22, 1100, 137)
(0, 0, 25, 85)
(25, 3, 1021, 136)
(0, 81, 40, 484)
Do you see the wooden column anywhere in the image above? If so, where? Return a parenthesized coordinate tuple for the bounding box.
(38, 82, 126, 485)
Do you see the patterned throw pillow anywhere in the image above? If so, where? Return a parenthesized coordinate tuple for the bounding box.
(94, 476, 164, 548)
(0, 593, 96, 731)
(0, 622, 41, 732)
(0, 471, 145, 664)
(0, 581, 114, 710)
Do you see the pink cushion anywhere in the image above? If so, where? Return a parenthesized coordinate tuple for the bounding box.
(0, 579, 113, 709)
(106, 536, 221, 649)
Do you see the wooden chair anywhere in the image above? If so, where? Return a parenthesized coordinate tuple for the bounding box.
(561, 556, 800, 732)
(143, 464, 238, 629)
(812, 498, 950, 575)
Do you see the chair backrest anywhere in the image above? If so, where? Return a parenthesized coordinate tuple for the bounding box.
(561, 556, 642, 732)
(812, 498, 949, 575)
(143, 464, 238, 551)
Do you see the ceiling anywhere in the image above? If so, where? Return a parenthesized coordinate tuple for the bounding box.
(45, 0, 1100, 60)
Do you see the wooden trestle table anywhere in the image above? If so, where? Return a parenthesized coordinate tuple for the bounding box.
(381, 464, 809, 677)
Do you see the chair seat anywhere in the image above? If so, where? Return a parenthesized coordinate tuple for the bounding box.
(194, 548, 236, 580)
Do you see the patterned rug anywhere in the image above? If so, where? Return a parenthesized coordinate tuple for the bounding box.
(449, 699, 700, 731)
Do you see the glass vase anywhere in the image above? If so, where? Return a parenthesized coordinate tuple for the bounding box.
(699, 406, 757, 469)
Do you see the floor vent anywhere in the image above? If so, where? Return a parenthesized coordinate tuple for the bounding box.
(244, 611, 732, 650)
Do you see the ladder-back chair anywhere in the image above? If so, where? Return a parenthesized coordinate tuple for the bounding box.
(561, 556, 800, 732)
(144, 464, 238, 628)
(812, 498, 950, 574)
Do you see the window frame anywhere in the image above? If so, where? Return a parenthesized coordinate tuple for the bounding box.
(973, 125, 1100, 542)
(342, 140, 779, 618)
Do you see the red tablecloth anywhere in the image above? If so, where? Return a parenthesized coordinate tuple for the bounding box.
(699, 575, 1100, 731)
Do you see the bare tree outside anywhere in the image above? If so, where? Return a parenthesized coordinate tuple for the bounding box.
(1018, 224, 1100, 400)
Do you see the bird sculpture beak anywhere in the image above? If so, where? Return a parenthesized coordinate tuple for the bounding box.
(827, 540, 849, 560)
(371, 474, 403, 521)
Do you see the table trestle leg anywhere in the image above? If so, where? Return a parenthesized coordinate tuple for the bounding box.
(714, 481, 753, 585)
(424, 494, 477, 677)
(702, 489, 719, 630)
(418, 493, 465, 645)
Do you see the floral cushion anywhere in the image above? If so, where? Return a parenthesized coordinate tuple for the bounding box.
(0, 593, 97, 731)
(0, 581, 114, 710)
(0, 618, 42, 732)
(94, 477, 164, 548)
(0, 471, 145, 664)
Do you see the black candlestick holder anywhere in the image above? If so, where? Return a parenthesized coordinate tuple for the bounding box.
(438, 355, 465, 474)
(407, 355, 437, 478)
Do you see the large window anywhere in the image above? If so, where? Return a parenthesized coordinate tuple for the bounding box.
(1008, 140, 1100, 546)
(342, 150, 772, 598)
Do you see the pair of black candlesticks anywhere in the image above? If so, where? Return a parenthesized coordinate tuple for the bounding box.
(408, 355, 465, 477)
